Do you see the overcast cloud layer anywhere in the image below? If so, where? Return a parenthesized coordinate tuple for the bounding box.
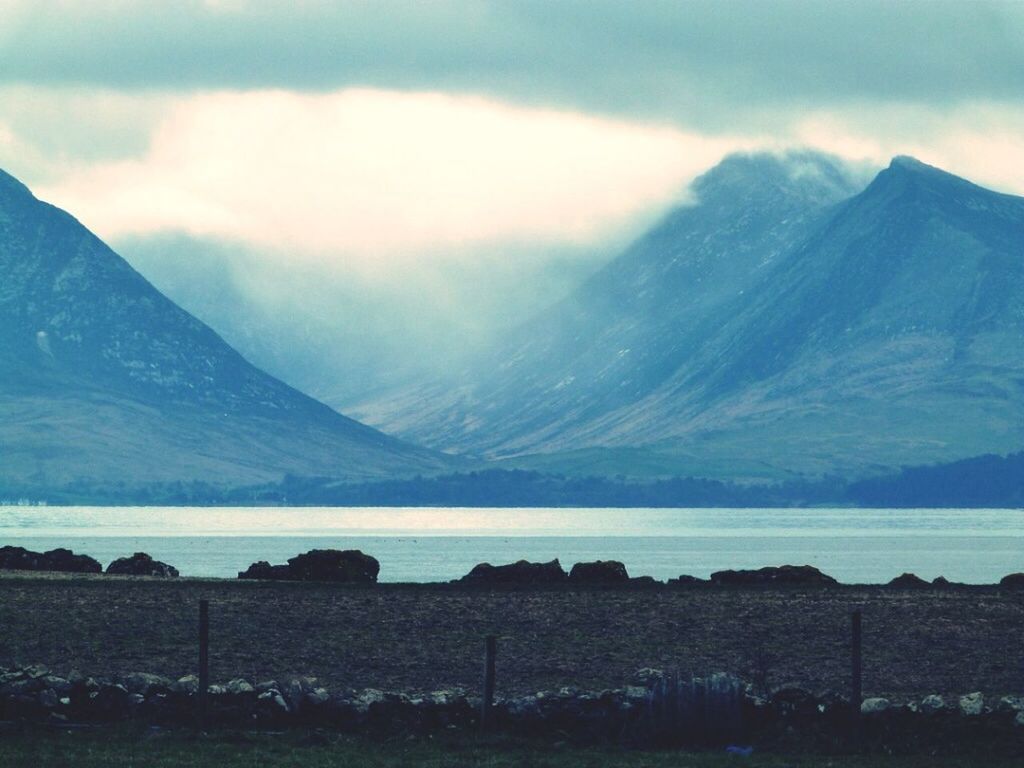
(3, 1, 1023, 122)
(23, 89, 742, 268)
(3, 0, 1024, 259)
(2, 1, 1023, 397)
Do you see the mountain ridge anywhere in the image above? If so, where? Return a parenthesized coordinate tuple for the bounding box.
(350, 151, 1024, 482)
(0, 168, 459, 494)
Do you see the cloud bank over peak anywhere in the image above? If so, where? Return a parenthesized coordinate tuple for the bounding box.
(2, 0, 1023, 405)
(27, 88, 746, 273)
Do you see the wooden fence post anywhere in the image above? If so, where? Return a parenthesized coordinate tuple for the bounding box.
(851, 609, 862, 742)
(198, 599, 209, 726)
(481, 634, 497, 732)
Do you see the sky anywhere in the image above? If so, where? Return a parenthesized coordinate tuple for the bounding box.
(2, 0, 1024, 397)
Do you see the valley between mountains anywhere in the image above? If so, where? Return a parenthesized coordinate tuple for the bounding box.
(2, 151, 1022, 503)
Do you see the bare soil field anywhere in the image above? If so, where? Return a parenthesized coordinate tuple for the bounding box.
(1, 573, 1022, 700)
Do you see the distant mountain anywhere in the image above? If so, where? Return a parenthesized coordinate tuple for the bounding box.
(351, 152, 1024, 482)
(113, 232, 453, 405)
(0, 169, 458, 496)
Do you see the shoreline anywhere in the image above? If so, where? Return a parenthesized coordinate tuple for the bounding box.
(2, 569, 1023, 589)
(5, 507, 1024, 584)
(4, 536, 1024, 585)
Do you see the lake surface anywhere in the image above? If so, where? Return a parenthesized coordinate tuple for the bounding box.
(1, 506, 1021, 583)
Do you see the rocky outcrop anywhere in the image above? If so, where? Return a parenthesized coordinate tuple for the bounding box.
(106, 552, 179, 578)
(668, 575, 708, 586)
(237, 550, 379, 583)
(888, 573, 930, 588)
(627, 576, 659, 587)
(999, 573, 1024, 588)
(286, 549, 379, 583)
(0, 546, 101, 574)
(458, 559, 568, 585)
(237, 561, 291, 580)
(709, 565, 837, 586)
(568, 561, 629, 583)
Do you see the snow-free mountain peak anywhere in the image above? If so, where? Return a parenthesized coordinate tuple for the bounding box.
(352, 151, 1024, 482)
(0, 168, 33, 200)
(869, 155, 1012, 203)
(692, 150, 864, 208)
(349, 151, 870, 459)
(0, 168, 459, 497)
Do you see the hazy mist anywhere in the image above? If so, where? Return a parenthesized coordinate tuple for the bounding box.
(116, 228, 637, 404)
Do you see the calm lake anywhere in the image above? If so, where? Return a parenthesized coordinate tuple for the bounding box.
(1, 506, 1021, 583)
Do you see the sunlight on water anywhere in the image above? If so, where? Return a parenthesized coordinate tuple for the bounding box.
(1, 506, 1022, 583)
(3, 506, 1023, 537)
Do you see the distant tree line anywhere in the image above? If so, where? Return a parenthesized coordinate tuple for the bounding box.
(227, 469, 846, 508)
(846, 451, 1024, 508)
(4, 451, 1022, 507)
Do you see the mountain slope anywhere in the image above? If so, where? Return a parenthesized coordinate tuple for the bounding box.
(352, 153, 1024, 481)
(0, 169, 457, 493)
(351, 152, 863, 448)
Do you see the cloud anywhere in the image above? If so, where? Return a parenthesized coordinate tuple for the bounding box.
(5, 1, 1024, 249)
(788, 103, 1024, 197)
(0, 88, 182, 203)
(118, 229, 625, 401)
(6, 86, 1024, 282)
(3, 1, 1022, 415)
(2, 1, 1022, 129)
(26, 88, 746, 272)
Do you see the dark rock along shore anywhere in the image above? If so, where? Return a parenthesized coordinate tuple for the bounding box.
(0, 546, 101, 574)
(5, 544, 1024, 589)
(238, 549, 380, 583)
(106, 552, 179, 578)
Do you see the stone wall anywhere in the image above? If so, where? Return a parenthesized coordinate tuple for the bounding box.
(2, 664, 1022, 748)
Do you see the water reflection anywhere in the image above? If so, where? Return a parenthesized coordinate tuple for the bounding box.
(1, 506, 1021, 583)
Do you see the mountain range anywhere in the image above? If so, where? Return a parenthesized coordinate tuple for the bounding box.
(0, 169, 456, 497)
(349, 153, 1024, 483)
(3, 150, 1022, 499)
